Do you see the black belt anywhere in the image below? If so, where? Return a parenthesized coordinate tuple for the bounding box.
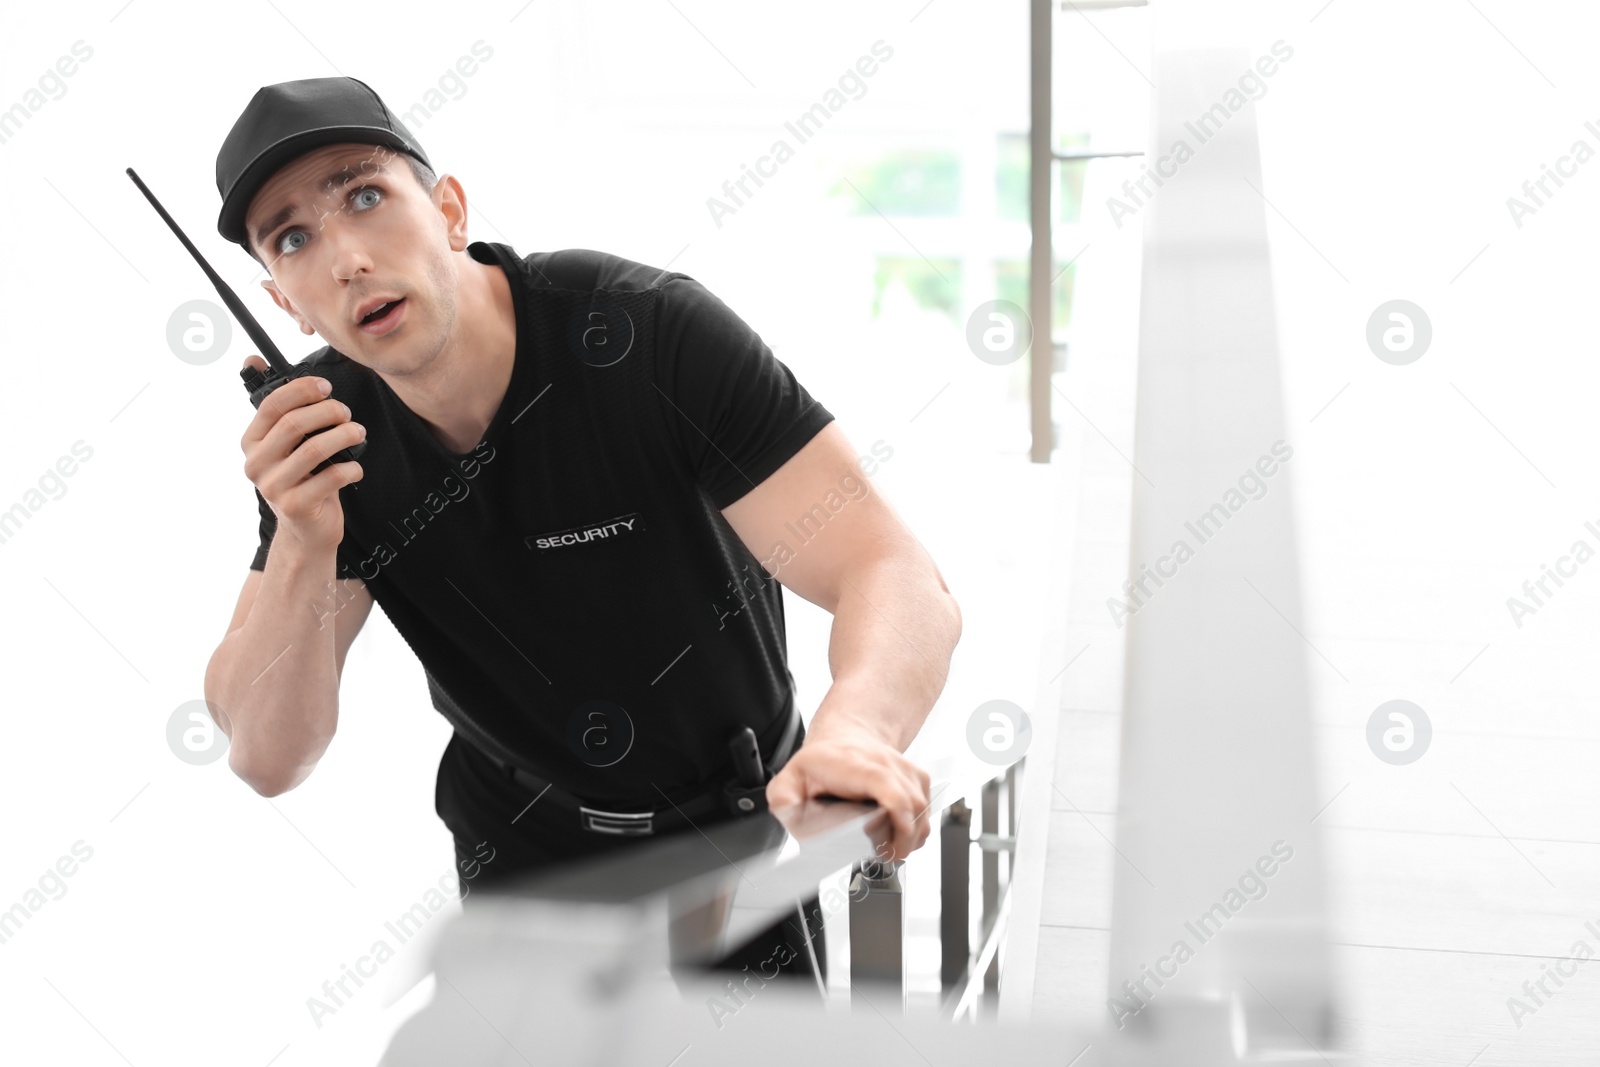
(481, 702, 804, 837)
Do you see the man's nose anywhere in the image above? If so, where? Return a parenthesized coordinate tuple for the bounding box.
(325, 220, 375, 282)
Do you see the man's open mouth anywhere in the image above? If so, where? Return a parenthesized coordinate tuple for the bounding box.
(361, 298, 404, 325)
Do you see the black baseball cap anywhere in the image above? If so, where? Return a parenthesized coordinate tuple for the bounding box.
(215, 75, 431, 251)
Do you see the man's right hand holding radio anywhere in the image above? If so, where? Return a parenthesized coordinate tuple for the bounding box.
(239, 354, 366, 553)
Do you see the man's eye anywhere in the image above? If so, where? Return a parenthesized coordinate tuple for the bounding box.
(274, 186, 384, 256)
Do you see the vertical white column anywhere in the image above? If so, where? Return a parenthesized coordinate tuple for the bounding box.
(1105, 5, 1339, 1059)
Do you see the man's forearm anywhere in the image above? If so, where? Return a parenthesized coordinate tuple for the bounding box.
(806, 554, 961, 752)
(203, 541, 342, 795)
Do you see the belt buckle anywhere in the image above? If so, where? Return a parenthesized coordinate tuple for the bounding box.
(579, 804, 655, 836)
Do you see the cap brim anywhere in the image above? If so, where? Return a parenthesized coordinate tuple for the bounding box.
(218, 126, 422, 248)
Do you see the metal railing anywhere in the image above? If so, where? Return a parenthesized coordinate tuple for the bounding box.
(847, 757, 1023, 1020)
(375, 755, 1027, 1063)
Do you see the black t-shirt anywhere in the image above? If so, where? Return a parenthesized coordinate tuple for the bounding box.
(248, 240, 834, 805)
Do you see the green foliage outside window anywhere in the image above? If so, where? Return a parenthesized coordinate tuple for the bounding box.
(833, 137, 1082, 329)
(995, 131, 1090, 224)
(869, 256, 963, 320)
(994, 257, 1075, 335)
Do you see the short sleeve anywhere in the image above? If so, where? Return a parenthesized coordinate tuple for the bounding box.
(249, 487, 276, 572)
(653, 275, 835, 509)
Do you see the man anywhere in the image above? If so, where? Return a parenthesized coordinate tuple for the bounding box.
(201, 76, 961, 988)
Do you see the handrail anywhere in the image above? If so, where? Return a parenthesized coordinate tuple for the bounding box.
(477, 792, 892, 969)
(376, 757, 1026, 1061)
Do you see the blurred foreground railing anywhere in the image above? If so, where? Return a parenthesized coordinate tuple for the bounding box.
(371, 740, 1346, 1065)
(374, 755, 1036, 1064)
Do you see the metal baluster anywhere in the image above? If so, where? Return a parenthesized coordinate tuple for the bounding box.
(849, 857, 905, 1011)
(941, 798, 972, 997)
(981, 777, 1003, 1018)
(982, 777, 1000, 931)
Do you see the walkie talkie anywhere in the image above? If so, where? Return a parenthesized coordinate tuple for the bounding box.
(124, 166, 367, 477)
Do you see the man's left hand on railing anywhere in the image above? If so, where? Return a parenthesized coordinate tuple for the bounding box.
(766, 724, 933, 862)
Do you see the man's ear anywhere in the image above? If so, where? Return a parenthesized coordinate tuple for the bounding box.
(436, 174, 470, 253)
(260, 279, 316, 336)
